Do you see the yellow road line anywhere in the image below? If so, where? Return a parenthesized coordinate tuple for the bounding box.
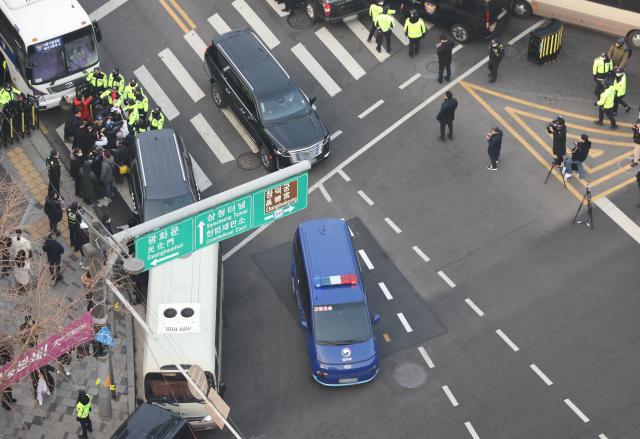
(592, 176, 638, 201)
(565, 133, 633, 148)
(511, 108, 633, 138)
(159, 0, 189, 33)
(169, 0, 196, 29)
(38, 122, 48, 134)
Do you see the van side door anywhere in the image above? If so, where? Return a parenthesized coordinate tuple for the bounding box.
(292, 236, 310, 331)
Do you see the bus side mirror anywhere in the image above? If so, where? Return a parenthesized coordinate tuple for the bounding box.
(372, 314, 381, 325)
(93, 21, 102, 43)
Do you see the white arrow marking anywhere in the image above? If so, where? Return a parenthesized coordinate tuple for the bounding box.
(151, 252, 179, 266)
(198, 221, 205, 245)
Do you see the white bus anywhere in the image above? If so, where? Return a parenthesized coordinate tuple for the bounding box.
(0, 0, 101, 109)
(142, 243, 225, 431)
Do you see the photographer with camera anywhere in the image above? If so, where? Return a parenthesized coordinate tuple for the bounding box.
(562, 134, 591, 181)
(547, 116, 567, 165)
(630, 123, 640, 168)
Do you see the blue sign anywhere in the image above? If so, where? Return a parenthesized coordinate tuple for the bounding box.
(95, 326, 114, 347)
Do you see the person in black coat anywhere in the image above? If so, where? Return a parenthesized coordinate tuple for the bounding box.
(65, 110, 83, 142)
(42, 233, 64, 284)
(70, 148, 85, 197)
(0, 340, 16, 410)
(562, 134, 591, 180)
(436, 35, 455, 83)
(436, 91, 458, 141)
(46, 150, 61, 198)
(547, 116, 567, 165)
(486, 127, 503, 170)
(43, 193, 63, 235)
(488, 39, 505, 83)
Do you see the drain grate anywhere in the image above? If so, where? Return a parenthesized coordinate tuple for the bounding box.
(238, 152, 262, 170)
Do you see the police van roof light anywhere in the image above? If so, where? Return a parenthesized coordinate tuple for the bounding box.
(314, 274, 357, 288)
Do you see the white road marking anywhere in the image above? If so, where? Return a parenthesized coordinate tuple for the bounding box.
(437, 270, 456, 288)
(599, 435, 609, 439)
(134, 65, 180, 120)
(221, 108, 258, 153)
(594, 196, 640, 245)
(417, 346, 435, 368)
(184, 30, 207, 60)
(377, 282, 393, 300)
(338, 169, 351, 182)
(495, 329, 519, 352)
(263, 0, 288, 17)
(345, 18, 389, 62)
(384, 217, 402, 234)
(564, 399, 590, 423)
(452, 44, 464, 54)
(190, 154, 213, 191)
(399, 73, 421, 90)
(465, 422, 480, 439)
(465, 298, 485, 317)
(442, 385, 459, 407)
(190, 113, 234, 164)
(508, 19, 548, 46)
(357, 190, 375, 206)
(291, 43, 342, 97)
(208, 13, 232, 35)
(232, 0, 280, 49)
(318, 184, 332, 202)
(330, 130, 343, 141)
(358, 99, 385, 119)
(530, 364, 553, 386)
(315, 27, 366, 80)
(397, 313, 413, 333)
(412, 245, 430, 262)
(357, 249, 374, 270)
(158, 48, 205, 102)
(348, 226, 355, 237)
(89, 0, 127, 21)
(391, 17, 410, 46)
(222, 20, 547, 263)
(56, 124, 71, 151)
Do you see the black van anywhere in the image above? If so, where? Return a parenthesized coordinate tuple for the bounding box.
(394, 0, 509, 43)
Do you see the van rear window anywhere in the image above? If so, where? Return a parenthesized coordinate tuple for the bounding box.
(145, 372, 211, 403)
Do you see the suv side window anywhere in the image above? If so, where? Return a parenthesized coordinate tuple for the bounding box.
(294, 238, 312, 327)
(225, 69, 257, 116)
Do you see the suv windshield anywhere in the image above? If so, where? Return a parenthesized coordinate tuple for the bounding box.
(28, 25, 98, 84)
(313, 301, 372, 345)
(258, 88, 309, 122)
(144, 193, 194, 221)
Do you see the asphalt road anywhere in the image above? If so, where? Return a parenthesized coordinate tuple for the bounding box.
(40, 1, 640, 438)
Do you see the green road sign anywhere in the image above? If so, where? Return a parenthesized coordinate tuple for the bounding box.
(135, 173, 308, 271)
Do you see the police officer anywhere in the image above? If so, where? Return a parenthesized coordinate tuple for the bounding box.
(127, 103, 140, 130)
(67, 201, 81, 250)
(0, 83, 20, 108)
(99, 86, 123, 108)
(85, 67, 107, 96)
(404, 10, 425, 58)
(612, 67, 630, 115)
(135, 113, 148, 134)
(133, 89, 149, 114)
(46, 150, 61, 197)
(592, 52, 613, 97)
(75, 390, 92, 438)
(594, 79, 617, 129)
(488, 39, 505, 83)
(149, 107, 165, 130)
(367, 0, 385, 42)
(375, 6, 394, 54)
(546, 116, 567, 165)
(123, 79, 140, 102)
(107, 68, 125, 95)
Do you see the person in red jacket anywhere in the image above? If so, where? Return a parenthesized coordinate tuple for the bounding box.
(73, 92, 93, 122)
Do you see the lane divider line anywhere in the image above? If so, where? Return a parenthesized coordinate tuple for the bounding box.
(159, 0, 190, 33)
(530, 364, 553, 386)
(377, 282, 393, 300)
(357, 249, 374, 270)
(357, 190, 375, 206)
(495, 329, 519, 352)
(358, 99, 385, 119)
(417, 346, 435, 368)
(465, 298, 485, 317)
(412, 245, 430, 262)
(599, 434, 609, 439)
(564, 399, 590, 423)
(594, 196, 640, 245)
(169, 0, 196, 29)
(437, 270, 456, 288)
(330, 130, 343, 141)
(384, 217, 402, 234)
(348, 226, 355, 237)
(464, 421, 480, 439)
(318, 184, 332, 203)
(397, 313, 413, 333)
(399, 73, 421, 90)
(338, 169, 351, 182)
(442, 385, 459, 407)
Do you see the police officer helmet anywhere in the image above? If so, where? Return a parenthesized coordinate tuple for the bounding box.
(153, 107, 161, 113)
(93, 67, 100, 73)
(580, 134, 589, 141)
(410, 9, 417, 18)
(4, 83, 11, 91)
(615, 67, 624, 75)
(129, 79, 137, 86)
(556, 116, 565, 125)
(112, 67, 120, 75)
(616, 37, 625, 45)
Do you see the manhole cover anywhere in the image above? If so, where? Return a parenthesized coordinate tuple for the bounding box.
(393, 362, 427, 389)
(238, 152, 262, 170)
(287, 11, 314, 29)
(504, 45, 521, 59)
(425, 61, 440, 74)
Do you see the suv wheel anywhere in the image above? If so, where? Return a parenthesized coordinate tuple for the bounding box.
(211, 83, 225, 108)
(628, 30, 640, 49)
(450, 23, 470, 43)
(306, 0, 318, 22)
(259, 145, 277, 172)
(511, 0, 532, 18)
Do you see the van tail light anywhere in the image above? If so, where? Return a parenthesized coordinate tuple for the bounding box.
(322, 1, 331, 16)
(484, 11, 491, 29)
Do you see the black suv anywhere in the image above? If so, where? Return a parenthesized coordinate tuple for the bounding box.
(205, 29, 331, 172)
(304, 0, 369, 22)
(393, 0, 509, 43)
(128, 129, 200, 222)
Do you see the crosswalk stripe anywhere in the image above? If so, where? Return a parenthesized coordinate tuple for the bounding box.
(291, 43, 342, 97)
(208, 13, 231, 35)
(232, 0, 280, 49)
(315, 27, 366, 80)
(263, 0, 288, 17)
(190, 154, 213, 191)
(190, 113, 235, 164)
(344, 18, 389, 62)
(184, 30, 207, 60)
(158, 48, 206, 103)
(391, 17, 410, 46)
(221, 108, 259, 153)
(89, 0, 127, 21)
(134, 65, 180, 121)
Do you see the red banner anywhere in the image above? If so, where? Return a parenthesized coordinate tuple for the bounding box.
(0, 312, 94, 391)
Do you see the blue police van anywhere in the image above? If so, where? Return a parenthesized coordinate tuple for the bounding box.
(291, 219, 380, 386)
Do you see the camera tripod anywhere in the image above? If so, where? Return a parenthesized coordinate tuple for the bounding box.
(544, 161, 567, 188)
(572, 186, 593, 229)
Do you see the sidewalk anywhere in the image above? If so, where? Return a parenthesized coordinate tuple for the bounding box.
(0, 128, 135, 438)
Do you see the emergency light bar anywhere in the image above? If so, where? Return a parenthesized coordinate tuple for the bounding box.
(314, 274, 357, 288)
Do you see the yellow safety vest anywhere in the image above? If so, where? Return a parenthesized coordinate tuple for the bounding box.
(76, 398, 91, 419)
(375, 13, 394, 32)
(369, 4, 383, 20)
(597, 85, 616, 109)
(614, 74, 626, 96)
(404, 18, 426, 38)
(592, 57, 612, 75)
